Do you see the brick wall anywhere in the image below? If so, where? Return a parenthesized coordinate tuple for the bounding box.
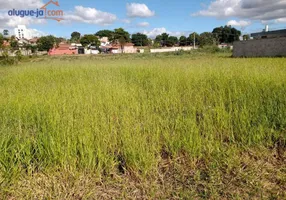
(233, 37, 286, 57)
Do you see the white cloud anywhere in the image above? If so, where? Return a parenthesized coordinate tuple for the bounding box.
(30, 28, 46, 37)
(63, 6, 117, 26)
(122, 19, 131, 24)
(0, 0, 46, 30)
(193, 0, 286, 21)
(170, 31, 191, 37)
(227, 20, 251, 27)
(275, 18, 286, 23)
(142, 27, 190, 38)
(0, 0, 43, 9)
(143, 27, 167, 38)
(137, 22, 149, 27)
(0, 11, 45, 30)
(126, 3, 155, 18)
(193, 0, 240, 18)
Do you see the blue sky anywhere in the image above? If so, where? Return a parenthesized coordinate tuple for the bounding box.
(1, 0, 286, 38)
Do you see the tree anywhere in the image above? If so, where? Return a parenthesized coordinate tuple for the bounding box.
(161, 33, 169, 46)
(37, 35, 56, 51)
(109, 28, 131, 53)
(111, 28, 130, 43)
(147, 38, 153, 47)
(10, 37, 19, 50)
(95, 30, 114, 40)
(131, 33, 148, 46)
(243, 34, 250, 41)
(118, 36, 127, 53)
(155, 33, 169, 46)
(188, 32, 200, 46)
(153, 42, 161, 48)
(166, 36, 178, 47)
(55, 37, 64, 47)
(3, 30, 9, 37)
(80, 34, 100, 48)
(71, 31, 81, 42)
(179, 36, 187, 46)
(0, 33, 4, 48)
(25, 44, 37, 54)
(212, 25, 241, 44)
(230, 27, 241, 42)
(199, 32, 216, 47)
(154, 35, 163, 46)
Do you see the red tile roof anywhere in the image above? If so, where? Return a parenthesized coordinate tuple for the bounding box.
(29, 38, 39, 43)
(124, 43, 134, 46)
(57, 43, 71, 50)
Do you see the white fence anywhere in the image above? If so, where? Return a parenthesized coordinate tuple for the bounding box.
(150, 46, 196, 53)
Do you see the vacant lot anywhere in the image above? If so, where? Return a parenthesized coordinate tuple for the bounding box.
(0, 53, 286, 199)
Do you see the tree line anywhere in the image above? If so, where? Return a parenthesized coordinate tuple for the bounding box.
(1, 25, 245, 53)
(70, 25, 242, 48)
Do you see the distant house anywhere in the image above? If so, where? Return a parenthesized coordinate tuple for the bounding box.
(17, 38, 30, 46)
(111, 43, 137, 54)
(70, 43, 83, 49)
(85, 44, 100, 55)
(99, 37, 110, 46)
(99, 42, 137, 54)
(218, 43, 233, 50)
(122, 43, 137, 53)
(251, 28, 286, 39)
(29, 38, 39, 46)
(107, 45, 119, 54)
(218, 43, 228, 49)
(49, 42, 77, 55)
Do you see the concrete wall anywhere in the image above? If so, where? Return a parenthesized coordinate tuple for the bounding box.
(150, 46, 195, 53)
(111, 47, 138, 54)
(233, 37, 286, 57)
(123, 46, 137, 53)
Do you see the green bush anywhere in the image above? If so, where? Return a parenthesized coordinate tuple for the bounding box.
(0, 49, 17, 66)
(201, 45, 221, 53)
(15, 50, 23, 61)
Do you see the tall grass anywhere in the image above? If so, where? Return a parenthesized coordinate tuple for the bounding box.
(0, 54, 285, 197)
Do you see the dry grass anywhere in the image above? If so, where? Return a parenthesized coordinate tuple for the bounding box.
(4, 147, 285, 199)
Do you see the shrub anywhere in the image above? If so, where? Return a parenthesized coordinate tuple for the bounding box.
(201, 45, 221, 53)
(15, 50, 23, 61)
(0, 49, 17, 65)
(174, 49, 184, 56)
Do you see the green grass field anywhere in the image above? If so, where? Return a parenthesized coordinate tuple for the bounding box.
(0, 53, 286, 199)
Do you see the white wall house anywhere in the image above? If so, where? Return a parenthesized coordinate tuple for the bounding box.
(14, 25, 32, 39)
(99, 37, 110, 46)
